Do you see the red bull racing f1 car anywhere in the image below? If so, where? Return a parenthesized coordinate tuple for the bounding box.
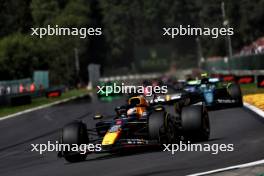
(58, 94, 210, 162)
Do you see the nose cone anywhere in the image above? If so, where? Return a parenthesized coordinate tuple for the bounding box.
(204, 91, 214, 104)
(102, 131, 120, 146)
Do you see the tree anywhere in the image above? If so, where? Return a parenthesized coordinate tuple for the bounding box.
(0, 33, 36, 80)
(31, 0, 60, 26)
(0, 0, 32, 37)
(30, 0, 90, 85)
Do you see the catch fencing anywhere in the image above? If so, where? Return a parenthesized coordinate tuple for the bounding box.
(203, 53, 264, 71)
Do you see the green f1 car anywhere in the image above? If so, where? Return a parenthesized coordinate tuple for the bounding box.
(184, 77, 243, 108)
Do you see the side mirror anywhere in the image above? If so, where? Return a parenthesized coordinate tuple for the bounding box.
(115, 106, 121, 112)
(154, 106, 164, 111)
(115, 106, 127, 115)
(94, 114, 103, 120)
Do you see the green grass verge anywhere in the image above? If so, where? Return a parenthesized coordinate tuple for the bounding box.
(0, 89, 90, 118)
(240, 83, 264, 95)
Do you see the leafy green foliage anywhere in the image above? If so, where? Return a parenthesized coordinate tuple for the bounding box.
(0, 0, 263, 83)
(0, 33, 36, 80)
(31, 0, 60, 26)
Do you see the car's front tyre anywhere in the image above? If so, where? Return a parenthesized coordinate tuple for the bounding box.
(228, 83, 243, 107)
(61, 122, 89, 162)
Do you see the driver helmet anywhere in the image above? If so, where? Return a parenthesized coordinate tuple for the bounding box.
(128, 96, 149, 107)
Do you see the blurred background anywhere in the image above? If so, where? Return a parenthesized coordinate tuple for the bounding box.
(0, 0, 263, 108)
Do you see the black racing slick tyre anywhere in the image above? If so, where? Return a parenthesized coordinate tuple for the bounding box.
(62, 122, 88, 163)
(228, 84, 243, 107)
(148, 112, 176, 143)
(181, 105, 210, 142)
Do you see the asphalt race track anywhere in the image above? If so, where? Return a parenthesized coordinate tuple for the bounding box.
(0, 95, 264, 176)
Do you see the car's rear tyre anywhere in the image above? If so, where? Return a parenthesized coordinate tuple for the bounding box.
(148, 112, 176, 143)
(228, 84, 243, 107)
(62, 122, 88, 162)
(181, 105, 210, 141)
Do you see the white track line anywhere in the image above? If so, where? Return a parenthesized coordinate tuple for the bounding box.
(0, 94, 87, 121)
(243, 102, 264, 118)
(187, 159, 264, 176)
(188, 102, 264, 176)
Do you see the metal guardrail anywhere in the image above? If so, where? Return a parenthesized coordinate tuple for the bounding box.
(203, 53, 264, 71)
(99, 73, 162, 82)
(210, 70, 264, 76)
(98, 69, 194, 82)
